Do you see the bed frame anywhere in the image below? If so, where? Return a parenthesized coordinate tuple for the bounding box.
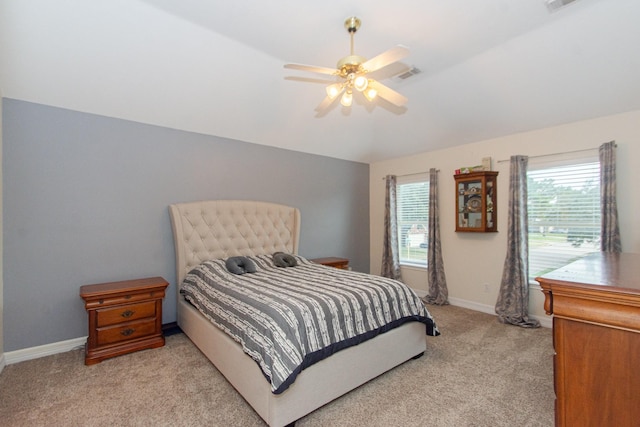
(169, 200, 426, 427)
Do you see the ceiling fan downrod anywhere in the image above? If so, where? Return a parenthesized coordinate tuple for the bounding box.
(344, 16, 361, 55)
(337, 17, 366, 76)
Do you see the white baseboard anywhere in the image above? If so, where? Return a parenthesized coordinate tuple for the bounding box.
(1, 290, 552, 365)
(413, 289, 552, 329)
(4, 336, 86, 365)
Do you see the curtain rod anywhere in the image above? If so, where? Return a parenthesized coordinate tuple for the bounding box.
(381, 170, 439, 180)
(496, 142, 615, 164)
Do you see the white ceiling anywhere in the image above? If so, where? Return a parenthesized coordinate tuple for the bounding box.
(1, 0, 639, 163)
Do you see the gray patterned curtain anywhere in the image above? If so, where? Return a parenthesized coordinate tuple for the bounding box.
(495, 156, 540, 328)
(599, 141, 622, 252)
(423, 168, 449, 305)
(381, 175, 403, 280)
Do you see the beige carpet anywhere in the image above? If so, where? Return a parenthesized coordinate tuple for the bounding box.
(0, 305, 555, 426)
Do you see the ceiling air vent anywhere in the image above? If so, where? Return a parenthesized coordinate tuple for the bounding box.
(394, 67, 422, 82)
(545, 0, 579, 13)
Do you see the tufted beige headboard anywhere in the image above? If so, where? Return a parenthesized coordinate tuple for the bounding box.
(169, 200, 301, 287)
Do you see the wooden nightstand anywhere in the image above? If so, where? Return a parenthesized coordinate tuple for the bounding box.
(310, 257, 349, 270)
(80, 276, 169, 365)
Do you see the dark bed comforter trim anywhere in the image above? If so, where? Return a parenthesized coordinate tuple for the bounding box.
(276, 314, 428, 393)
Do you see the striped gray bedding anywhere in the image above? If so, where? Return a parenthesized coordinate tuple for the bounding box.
(180, 254, 439, 394)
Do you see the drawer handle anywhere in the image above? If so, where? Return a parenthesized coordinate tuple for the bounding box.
(121, 310, 135, 318)
(121, 328, 135, 337)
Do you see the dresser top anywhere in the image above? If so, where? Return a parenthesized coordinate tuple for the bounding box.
(536, 252, 640, 293)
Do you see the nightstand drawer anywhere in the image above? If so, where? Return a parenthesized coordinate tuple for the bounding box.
(97, 318, 158, 346)
(96, 301, 156, 327)
(84, 291, 160, 310)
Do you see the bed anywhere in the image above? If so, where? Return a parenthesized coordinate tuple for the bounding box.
(169, 199, 436, 427)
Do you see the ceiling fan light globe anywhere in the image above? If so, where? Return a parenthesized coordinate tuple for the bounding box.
(340, 90, 353, 107)
(354, 75, 368, 92)
(326, 83, 343, 99)
(364, 87, 378, 102)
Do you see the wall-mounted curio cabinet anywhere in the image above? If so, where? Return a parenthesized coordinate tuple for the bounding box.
(455, 171, 498, 232)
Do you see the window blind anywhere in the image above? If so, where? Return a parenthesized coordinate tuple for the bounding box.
(396, 177, 429, 266)
(527, 161, 600, 279)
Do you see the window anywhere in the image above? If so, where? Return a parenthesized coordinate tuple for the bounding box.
(527, 157, 600, 281)
(396, 175, 430, 267)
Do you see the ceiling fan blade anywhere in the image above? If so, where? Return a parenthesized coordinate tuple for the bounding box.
(315, 94, 340, 112)
(284, 63, 337, 76)
(285, 76, 336, 84)
(368, 62, 413, 81)
(361, 45, 410, 73)
(369, 80, 408, 107)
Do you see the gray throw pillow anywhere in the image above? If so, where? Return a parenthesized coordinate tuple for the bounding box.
(225, 256, 258, 274)
(273, 252, 298, 268)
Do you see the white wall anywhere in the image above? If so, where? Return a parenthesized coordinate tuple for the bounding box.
(370, 110, 640, 321)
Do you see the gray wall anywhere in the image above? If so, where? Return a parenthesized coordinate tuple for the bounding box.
(2, 99, 370, 352)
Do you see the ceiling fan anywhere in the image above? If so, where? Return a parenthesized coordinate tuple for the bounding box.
(284, 17, 409, 111)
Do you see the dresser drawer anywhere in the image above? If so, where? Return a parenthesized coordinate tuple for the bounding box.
(96, 318, 158, 346)
(96, 301, 156, 327)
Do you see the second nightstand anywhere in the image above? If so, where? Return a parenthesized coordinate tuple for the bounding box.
(310, 257, 349, 270)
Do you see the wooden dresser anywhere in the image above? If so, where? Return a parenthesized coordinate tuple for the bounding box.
(80, 276, 169, 365)
(536, 252, 640, 427)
